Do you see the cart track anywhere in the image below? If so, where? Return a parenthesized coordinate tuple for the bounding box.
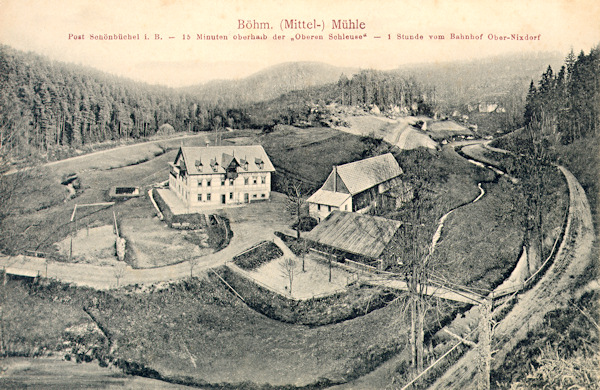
(430, 165, 595, 389)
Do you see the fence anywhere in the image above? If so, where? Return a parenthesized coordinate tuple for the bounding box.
(225, 261, 351, 301)
(147, 189, 164, 220)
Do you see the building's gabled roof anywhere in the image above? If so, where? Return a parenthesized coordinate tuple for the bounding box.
(305, 211, 402, 259)
(306, 189, 351, 207)
(427, 120, 473, 139)
(174, 145, 275, 175)
(321, 153, 402, 195)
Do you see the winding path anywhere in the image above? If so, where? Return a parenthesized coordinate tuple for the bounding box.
(430, 162, 595, 389)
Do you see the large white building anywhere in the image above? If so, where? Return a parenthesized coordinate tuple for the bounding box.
(307, 153, 403, 221)
(168, 145, 275, 208)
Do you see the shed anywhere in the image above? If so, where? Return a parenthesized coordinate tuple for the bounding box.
(304, 211, 401, 259)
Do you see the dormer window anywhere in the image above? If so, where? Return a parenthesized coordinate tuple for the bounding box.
(255, 158, 264, 170)
(194, 159, 203, 172)
(240, 158, 249, 171)
(210, 158, 219, 172)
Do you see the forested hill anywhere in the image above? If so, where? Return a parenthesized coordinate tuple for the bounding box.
(183, 62, 358, 105)
(0, 45, 245, 162)
(392, 52, 564, 108)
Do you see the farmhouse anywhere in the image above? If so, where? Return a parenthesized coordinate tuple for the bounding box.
(305, 211, 402, 268)
(426, 119, 473, 141)
(168, 145, 275, 208)
(307, 153, 403, 221)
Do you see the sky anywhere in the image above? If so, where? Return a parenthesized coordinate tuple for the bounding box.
(0, 0, 598, 87)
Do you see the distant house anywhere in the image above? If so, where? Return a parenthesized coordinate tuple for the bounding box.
(307, 153, 403, 221)
(168, 145, 275, 208)
(426, 119, 473, 140)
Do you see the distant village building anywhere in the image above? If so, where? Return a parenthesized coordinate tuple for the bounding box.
(307, 153, 403, 221)
(168, 145, 275, 208)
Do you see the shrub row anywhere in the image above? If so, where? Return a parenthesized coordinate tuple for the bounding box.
(217, 267, 398, 326)
(232, 241, 283, 270)
(274, 232, 309, 256)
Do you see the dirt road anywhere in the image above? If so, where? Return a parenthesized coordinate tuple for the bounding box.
(430, 165, 595, 389)
(0, 219, 282, 289)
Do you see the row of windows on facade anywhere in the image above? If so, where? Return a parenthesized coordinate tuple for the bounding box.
(197, 193, 266, 201)
(198, 176, 267, 187)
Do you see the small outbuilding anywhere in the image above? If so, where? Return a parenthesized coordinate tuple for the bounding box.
(304, 211, 402, 267)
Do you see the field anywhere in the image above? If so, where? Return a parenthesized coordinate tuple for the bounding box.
(434, 178, 526, 290)
(0, 357, 191, 390)
(54, 224, 119, 265)
(120, 217, 212, 269)
(336, 113, 439, 150)
(237, 254, 355, 299)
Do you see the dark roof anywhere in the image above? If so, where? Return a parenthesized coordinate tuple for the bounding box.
(305, 211, 401, 258)
(321, 153, 402, 195)
(174, 145, 275, 175)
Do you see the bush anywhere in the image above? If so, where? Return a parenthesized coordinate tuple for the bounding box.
(275, 232, 309, 256)
(233, 241, 283, 270)
(291, 216, 318, 232)
(206, 215, 232, 251)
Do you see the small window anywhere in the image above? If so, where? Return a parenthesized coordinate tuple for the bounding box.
(207, 193, 211, 201)
(261, 193, 265, 198)
(253, 177, 257, 185)
(198, 180, 202, 186)
(261, 176, 266, 184)
(328, 206, 332, 212)
(344, 205, 348, 211)
(317, 204, 321, 211)
(253, 194, 257, 198)
(229, 192, 233, 200)
(229, 178, 234, 186)
(221, 179, 225, 186)
(244, 177, 249, 185)
(207, 179, 211, 187)
(197, 194, 202, 201)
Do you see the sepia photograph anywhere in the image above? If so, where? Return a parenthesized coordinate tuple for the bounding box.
(0, 0, 598, 388)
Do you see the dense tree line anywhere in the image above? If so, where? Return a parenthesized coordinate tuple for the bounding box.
(246, 70, 434, 129)
(0, 45, 249, 161)
(337, 70, 436, 115)
(1, 44, 477, 164)
(524, 46, 600, 144)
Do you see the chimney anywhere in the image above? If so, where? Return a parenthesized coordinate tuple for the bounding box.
(333, 166, 337, 192)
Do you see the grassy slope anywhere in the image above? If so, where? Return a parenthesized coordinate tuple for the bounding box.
(434, 178, 525, 290)
(1, 280, 95, 356)
(0, 276, 412, 387)
(255, 126, 380, 192)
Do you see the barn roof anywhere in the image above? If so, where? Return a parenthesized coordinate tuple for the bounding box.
(174, 145, 275, 175)
(306, 189, 351, 207)
(321, 153, 402, 195)
(305, 211, 401, 259)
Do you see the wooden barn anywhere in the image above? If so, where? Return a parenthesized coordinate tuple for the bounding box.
(306, 153, 404, 221)
(304, 211, 402, 269)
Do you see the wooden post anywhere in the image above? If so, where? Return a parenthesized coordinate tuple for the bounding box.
(478, 298, 493, 390)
